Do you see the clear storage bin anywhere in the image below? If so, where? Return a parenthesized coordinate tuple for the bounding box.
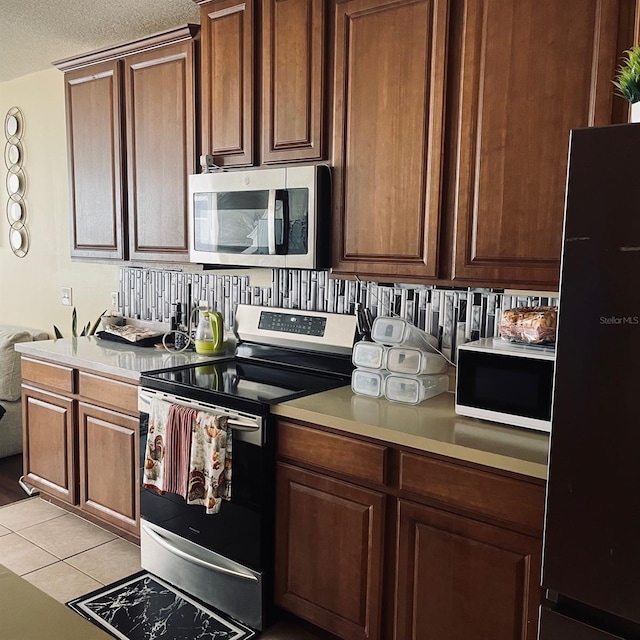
(371, 316, 436, 349)
(386, 346, 447, 375)
(352, 341, 387, 370)
(351, 368, 389, 398)
(384, 373, 449, 405)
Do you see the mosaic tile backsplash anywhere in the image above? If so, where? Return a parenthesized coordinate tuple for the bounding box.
(119, 267, 558, 362)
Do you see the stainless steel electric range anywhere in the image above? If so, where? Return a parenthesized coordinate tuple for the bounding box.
(138, 305, 356, 631)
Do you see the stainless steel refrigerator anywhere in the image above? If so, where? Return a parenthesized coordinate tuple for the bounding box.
(540, 123, 640, 639)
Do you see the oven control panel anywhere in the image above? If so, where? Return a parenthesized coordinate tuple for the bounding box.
(258, 311, 326, 336)
(235, 304, 357, 354)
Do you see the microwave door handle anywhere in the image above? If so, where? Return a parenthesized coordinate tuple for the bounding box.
(267, 189, 276, 255)
(275, 189, 289, 254)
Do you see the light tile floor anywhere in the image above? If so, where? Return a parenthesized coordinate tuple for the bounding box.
(0, 498, 333, 638)
(0, 497, 141, 603)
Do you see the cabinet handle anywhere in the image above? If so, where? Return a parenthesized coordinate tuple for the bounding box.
(141, 523, 259, 582)
(18, 476, 39, 497)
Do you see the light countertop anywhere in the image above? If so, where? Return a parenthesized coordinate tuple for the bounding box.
(273, 386, 549, 480)
(15, 336, 223, 382)
(16, 338, 549, 479)
(0, 564, 112, 640)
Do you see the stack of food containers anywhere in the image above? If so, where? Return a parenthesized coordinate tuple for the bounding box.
(351, 317, 449, 404)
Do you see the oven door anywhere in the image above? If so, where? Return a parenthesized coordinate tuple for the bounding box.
(138, 388, 271, 629)
(138, 389, 269, 573)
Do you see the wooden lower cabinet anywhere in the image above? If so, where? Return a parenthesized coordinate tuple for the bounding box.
(22, 385, 77, 505)
(21, 357, 140, 540)
(78, 403, 139, 537)
(395, 499, 542, 640)
(275, 418, 544, 640)
(275, 462, 386, 640)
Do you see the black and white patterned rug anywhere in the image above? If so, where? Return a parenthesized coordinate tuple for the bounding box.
(66, 571, 256, 640)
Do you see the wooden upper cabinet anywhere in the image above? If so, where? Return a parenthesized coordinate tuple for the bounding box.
(331, 0, 449, 279)
(55, 25, 198, 263)
(199, 0, 254, 167)
(64, 61, 125, 260)
(261, 0, 326, 163)
(198, 0, 325, 166)
(124, 40, 196, 262)
(448, 0, 632, 289)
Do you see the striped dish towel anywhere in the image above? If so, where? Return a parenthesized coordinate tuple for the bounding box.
(164, 404, 196, 499)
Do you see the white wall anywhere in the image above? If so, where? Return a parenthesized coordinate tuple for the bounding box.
(0, 68, 119, 335)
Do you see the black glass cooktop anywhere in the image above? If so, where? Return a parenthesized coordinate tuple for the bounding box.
(141, 354, 351, 414)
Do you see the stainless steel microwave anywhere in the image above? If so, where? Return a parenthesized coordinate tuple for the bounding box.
(188, 164, 330, 269)
(455, 338, 556, 432)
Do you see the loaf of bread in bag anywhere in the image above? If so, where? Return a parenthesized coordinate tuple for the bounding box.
(499, 306, 557, 344)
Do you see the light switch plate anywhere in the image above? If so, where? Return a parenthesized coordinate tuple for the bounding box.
(61, 286, 72, 306)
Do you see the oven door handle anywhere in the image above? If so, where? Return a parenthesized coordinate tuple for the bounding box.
(141, 523, 259, 583)
(228, 423, 260, 432)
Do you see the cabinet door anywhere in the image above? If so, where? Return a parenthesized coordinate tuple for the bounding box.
(78, 403, 139, 537)
(22, 386, 77, 504)
(261, 0, 325, 163)
(449, 0, 631, 289)
(395, 499, 542, 640)
(124, 40, 196, 262)
(200, 0, 254, 167)
(65, 61, 125, 259)
(275, 462, 385, 640)
(331, 0, 449, 279)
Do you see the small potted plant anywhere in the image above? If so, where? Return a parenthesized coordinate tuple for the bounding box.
(613, 47, 640, 122)
(53, 307, 105, 339)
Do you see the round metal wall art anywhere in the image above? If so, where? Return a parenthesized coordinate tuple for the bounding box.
(4, 107, 28, 257)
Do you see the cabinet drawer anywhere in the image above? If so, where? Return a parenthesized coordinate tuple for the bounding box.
(21, 358, 74, 393)
(78, 372, 138, 415)
(277, 420, 387, 486)
(399, 451, 545, 533)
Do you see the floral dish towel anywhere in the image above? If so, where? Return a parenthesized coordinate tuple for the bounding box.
(187, 412, 232, 514)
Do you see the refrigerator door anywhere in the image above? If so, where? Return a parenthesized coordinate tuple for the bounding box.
(540, 609, 625, 640)
(542, 124, 640, 623)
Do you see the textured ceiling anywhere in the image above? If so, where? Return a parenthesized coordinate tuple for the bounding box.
(0, 0, 201, 83)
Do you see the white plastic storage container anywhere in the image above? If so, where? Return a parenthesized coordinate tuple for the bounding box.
(371, 316, 437, 349)
(384, 373, 449, 405)
(352, 341, 387, 369)
(351, 368, 389, 398)
(386, 346, 447, 375)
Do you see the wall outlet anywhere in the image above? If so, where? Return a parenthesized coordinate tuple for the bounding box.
(111, 291, 119, 311)
(61, 286, 72, 306)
